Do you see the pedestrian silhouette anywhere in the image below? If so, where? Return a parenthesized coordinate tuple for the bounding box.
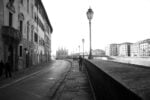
(78, 56, 83, 71)
(5, 57, 12, 78)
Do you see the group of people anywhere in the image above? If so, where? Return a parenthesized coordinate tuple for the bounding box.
(0, 60, 12, 78)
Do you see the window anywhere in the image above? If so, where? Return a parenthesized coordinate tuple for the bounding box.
(27, 22, 29, 40)
(31, 5, 34, 18)
(34, 15, 37, 23)
(19, 45, 23, 57)
(21, 0, 23, 5)
(31, 25, 34, 42)
(19, 21, 23, 33)
(34, 33, 38, 43)
(9, 12, 13, 27)
(27, 0, 29, 13)
(9, 0, 14, 3)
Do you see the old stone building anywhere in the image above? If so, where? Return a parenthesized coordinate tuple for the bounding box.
(0, 0, 53, 71)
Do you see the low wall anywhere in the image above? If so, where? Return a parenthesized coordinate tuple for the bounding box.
(83, 59, 142, 100)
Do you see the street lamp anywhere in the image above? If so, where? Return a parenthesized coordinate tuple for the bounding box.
(82, 38, 85, 58)
(86, 7, 94, 59)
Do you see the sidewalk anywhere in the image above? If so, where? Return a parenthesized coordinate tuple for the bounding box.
(0, 61, 54, 87)
(53, 60, 94, 100)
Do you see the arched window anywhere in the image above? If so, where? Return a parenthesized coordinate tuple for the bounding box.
(27, 0, 29, 13)
(27, 21, 30, 40)
(31, 25, 34, 42)
(9, 12, 13, 27)
(19, 45, 23, 57)
(18, 13, 24, 35)
(20, 0, 23, 5)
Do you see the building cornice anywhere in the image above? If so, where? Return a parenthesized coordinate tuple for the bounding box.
(36, 0, 53, 33)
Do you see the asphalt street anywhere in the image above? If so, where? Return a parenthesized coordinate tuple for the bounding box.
(0, 60, 71, 100)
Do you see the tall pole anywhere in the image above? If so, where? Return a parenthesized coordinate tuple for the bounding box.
(87, 7, 93, 59)
(89, 20, 92, 59)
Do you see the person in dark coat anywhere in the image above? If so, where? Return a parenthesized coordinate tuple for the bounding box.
(78, 56, 83, 71)
(5, 59, 12, 78)
(0, 60, 4, 77)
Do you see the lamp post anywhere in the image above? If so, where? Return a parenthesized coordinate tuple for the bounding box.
(82, 38, 85, 58)
(86, 7, 94, 59)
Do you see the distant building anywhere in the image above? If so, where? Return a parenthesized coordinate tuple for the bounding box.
(139, 39, 150, 56)
(56, 48, 68, 59)
(105, 44, 118, 56)
(119, 42, 132, 56)
(106, 39, 150, 57)
(131, 42, 140, 57)
(0, 0, 53, 71)
(92, 49, 105, 56)
(131, 39, 150, 57)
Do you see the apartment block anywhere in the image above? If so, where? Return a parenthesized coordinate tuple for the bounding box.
(105, 44, 118, 56)
(118, 42, 132, 56)
(130, 42, 140, 57)
(139, 39, 150, 56)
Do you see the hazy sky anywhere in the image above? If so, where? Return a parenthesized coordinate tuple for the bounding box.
(42, 0, 150, 55)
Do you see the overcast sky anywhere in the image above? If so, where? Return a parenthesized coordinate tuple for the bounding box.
(42, 0, 150, 55)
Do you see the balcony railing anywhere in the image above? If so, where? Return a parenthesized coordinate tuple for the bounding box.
(1, 26, 22, 44)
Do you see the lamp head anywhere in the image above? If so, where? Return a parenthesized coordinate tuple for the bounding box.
(86, 7, 94, 20)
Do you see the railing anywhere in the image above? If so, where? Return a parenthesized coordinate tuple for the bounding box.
(1, 26, 22, 43)
(83, 59, 142, 100)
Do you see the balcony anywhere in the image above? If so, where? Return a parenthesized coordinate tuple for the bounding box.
(1, 26, 22, 44)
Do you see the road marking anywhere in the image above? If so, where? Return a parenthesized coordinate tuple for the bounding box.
(0, 70, 43, 89)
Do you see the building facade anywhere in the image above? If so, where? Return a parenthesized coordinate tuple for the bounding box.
(139, 39, 150, 56)
(0, 0, 53, 71)
(106, 39, 150, 57)
(130, 39, 150, 57)
(118, 42, 132, 56)
(92, 49, 105, 56)
(105, 44, 118, 56)
(131, 42, 140, 57)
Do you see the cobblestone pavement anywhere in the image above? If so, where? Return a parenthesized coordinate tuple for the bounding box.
(53, 61, 94, 100)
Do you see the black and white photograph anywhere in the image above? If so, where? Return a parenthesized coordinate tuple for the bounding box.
(0, 0, 150, 100)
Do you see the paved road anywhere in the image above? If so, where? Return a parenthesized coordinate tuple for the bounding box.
(0, 60, 71, 100)
(91, 59, 150, 100)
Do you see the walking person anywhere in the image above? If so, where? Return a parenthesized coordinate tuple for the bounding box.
(78, 56, 83, 71)
(5, 57, 12, 78)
